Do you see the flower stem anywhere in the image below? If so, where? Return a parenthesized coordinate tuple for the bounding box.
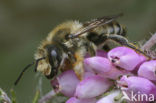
(141, 32, 156, 51)
(32, 90, 40, 103)
(39, 90, 58, 103)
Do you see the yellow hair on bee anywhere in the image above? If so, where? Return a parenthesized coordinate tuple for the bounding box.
(46, 21, 83, 42)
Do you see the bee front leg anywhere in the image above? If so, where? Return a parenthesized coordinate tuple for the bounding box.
(107, 34, 150, 58)
(73, 53, 85, 80)
(87, 42, 96, 57)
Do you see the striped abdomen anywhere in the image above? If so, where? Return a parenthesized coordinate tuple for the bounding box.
(86, 21, 126, 45)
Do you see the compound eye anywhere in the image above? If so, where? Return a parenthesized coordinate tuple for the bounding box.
(46, 50, 58, 79)
(51, 50, 57, 57)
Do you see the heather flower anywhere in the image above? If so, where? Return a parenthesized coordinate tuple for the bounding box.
(138, 60, 156, 81)
(83, 71, 96, 79)
(117, 76, 156, 99)
(75, 75, 112, 99)
(84, 57, 112, 73)
(84, 53, 131, 80)
(51, 70, 80, 97)
(108, 47, 147, 71)
(41, 42, 156, 103)
(48, 46, 156, 103)
(66, 97, 96, 103)
(96, 90, 122, 103)
(101, 66, 131, 80)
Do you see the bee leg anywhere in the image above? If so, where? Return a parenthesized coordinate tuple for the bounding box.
(73, 53, 84, 80)
(67, 51, 76, 62)
(88, 42, 96, 56)
(107, 34, 150, 59)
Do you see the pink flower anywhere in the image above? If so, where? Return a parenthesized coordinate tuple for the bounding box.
(84, 57, 112, 73)
(83, 72, 96, 79)
(51, 70, 80, 97)
(75, 75, 112, 99)
(41, 42, 156, 103)
(96, 90, 121, 103)
(138, 60, 156, 81)
(100, 66, 131, 80)
(108, 47, 146, 71)
(118, 76, 156, 100)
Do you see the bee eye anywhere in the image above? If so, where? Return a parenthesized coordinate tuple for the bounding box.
(51, 50, 57, 57)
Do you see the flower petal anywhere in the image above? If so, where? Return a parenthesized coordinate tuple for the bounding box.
(101, 66, 131, 80)
(96, 90, 121, 103)
(51, 70, 80, 97)
(84, 57, 112, 73)
(118, 76, 156, 98)
(83, 72, 96, 79)
(108, 47, 146, 71)
(138, 60, 156, 81)
(75, 75, 112, 99)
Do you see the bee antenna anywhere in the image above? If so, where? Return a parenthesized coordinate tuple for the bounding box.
(14, 57, 46, 86)
(14, 62, 34, 86)
(34, 57, 46, 72)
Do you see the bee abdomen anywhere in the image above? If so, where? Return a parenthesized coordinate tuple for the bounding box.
(112, 22, 126, 36)
(86, 22, 126, 45)
(101, 22, 126, 36)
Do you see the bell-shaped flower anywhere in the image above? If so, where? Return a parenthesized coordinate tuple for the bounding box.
(117, 76, 156, 101)
(96, 90, 122, 103)
(101, 66, 131, 80)
(138, 60, 156, 81)
(75, 75, 112, 99)
(84, 57, 112, 73)
(83, 71, 96, 79)
(51, 70, 80, 97)
(108, 47, 147, 71)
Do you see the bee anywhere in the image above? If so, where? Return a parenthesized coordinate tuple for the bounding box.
(14, 13, 149, 85)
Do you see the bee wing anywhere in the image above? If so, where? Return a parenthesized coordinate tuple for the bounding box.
(69, 13, 123, 39)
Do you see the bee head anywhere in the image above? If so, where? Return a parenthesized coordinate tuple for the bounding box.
(33, 42, 63, 80)
(14, 45, 62, 85)
(44, 45, 62, 79)
(35, 45, 62, 79)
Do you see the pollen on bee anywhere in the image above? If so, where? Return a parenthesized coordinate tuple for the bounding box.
(37, 60, 51, 75)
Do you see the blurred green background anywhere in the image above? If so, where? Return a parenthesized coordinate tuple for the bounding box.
(0, 0, 156, 103)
